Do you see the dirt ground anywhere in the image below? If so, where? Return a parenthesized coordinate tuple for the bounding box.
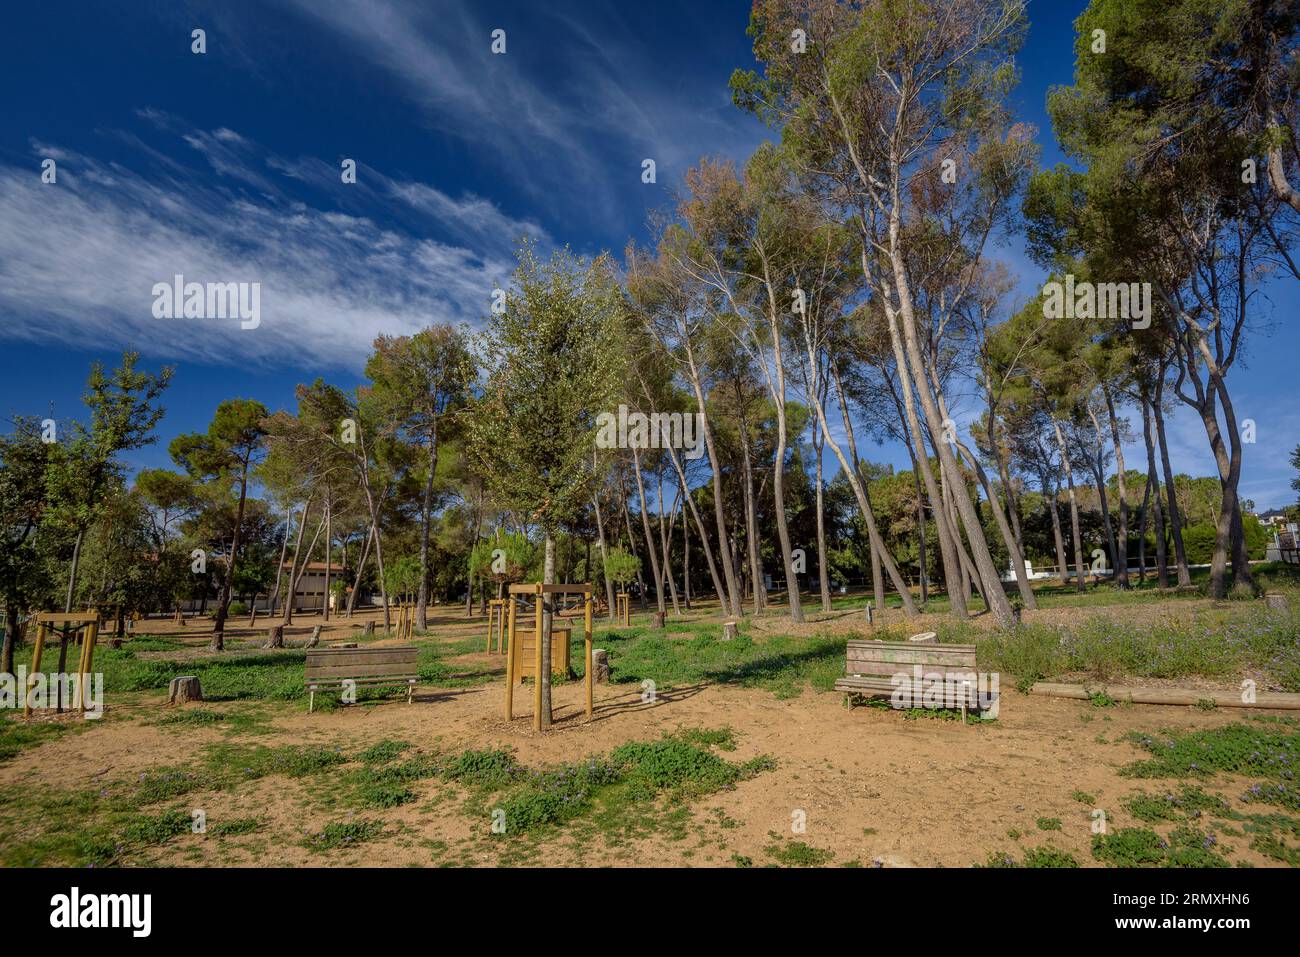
(3, 599, 1294, 868)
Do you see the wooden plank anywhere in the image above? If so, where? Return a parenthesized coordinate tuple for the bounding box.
(847, 640, 977, 653)
(540, 583, 592, 594)
(846, 645, 976, 666)
(307, 662, 420, 680)
(843, 662, 979, 679)
(35, 612, 100, 624)
(305, 649, 417, 665)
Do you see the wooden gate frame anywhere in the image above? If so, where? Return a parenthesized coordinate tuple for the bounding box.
(503, 583, 594, 731)
(25, 612, 100, 717)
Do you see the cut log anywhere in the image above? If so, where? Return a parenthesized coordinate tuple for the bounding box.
(167, 675, 203, 705)
(721, 621, 738, 641)
(908, 632, 938, 645)
(263, 624, 284, 649)
(652, 611, 666, 629)
(1265, 593, 1290, 614)
(1028, 681, 1300, 710)
(305, 625, 322, 648)
(591, 649, 610, 684)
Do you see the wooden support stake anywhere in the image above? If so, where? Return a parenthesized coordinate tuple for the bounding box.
(25, 623, 47, 717)
(533, 583, 543, 732)
(584, 593, 594, 721)
(504, 596, 518, 720)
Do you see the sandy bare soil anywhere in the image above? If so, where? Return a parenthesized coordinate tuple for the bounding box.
(2, 599, 1292, 868)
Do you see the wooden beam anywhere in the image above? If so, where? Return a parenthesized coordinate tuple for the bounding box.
(1029, 682, 1300, 710)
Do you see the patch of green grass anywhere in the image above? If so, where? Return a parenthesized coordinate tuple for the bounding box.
(122, 808, 192, 846)
(210, 817, 262, 837)
(1121, 723, 1300, 781)
(1092, 826, 1230, 868)
(1036, 817, 1062, 831)
(0, 716, 72, 763)
(1071, 790, 1096, 805)
(765, 840, 834, 867)
(304, 819, 385, 851)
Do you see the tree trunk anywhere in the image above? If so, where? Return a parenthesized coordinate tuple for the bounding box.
(814, 434, 833, 612)
(592, 486, 617, 621)
(1102, 387, 1131, 587)
(630, 447, 666, 616)
(738, 419, 764, 615)
(416, 428, 438, 630)
(1140, 387, 1169, 588)
(682, 348, 743, 617)
(212, 463, 251, 647)
(656, 470, 681, 615)
(347, 523, 374, 618)
(540, 535, 555, 730)
(1052, 418, 1089, 591)
(1153, 378, 1192, 586)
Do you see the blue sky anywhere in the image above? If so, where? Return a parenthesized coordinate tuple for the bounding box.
(1, 0, 1296, 510)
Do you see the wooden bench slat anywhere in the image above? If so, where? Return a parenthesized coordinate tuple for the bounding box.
(844, 663, 979, 678)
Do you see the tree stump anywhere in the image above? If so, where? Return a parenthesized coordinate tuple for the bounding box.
(908, 631, 938, 645)
(864, 603, 874, 625)
(364, 621, 376, 637)
(167, 675, 203, 705)
(721, 621, 738, 641)
(1265, 593, 1290, 614)
(305, 625, 322, 648)
(263, 624, 284, 649)
(591, 649, 610, 684)
(652, 611, 666, 629)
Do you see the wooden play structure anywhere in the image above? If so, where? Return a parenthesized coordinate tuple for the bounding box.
(615, 592, 631, 626)
(504, 582, 594, 731)
(24, 612, 100, 717)
(485, 597, 508, 654)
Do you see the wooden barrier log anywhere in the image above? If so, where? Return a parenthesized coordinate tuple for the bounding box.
(1028, 681, 1300, 710)
(167, 675, 203, 705)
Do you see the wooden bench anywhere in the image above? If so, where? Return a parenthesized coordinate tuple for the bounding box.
(305, 646, 418, 713)
(834, 639, 980, 712)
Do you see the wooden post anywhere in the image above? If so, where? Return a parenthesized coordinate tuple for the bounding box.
(485, 602, 495, 653)
(76, 620, 98, 714)
(25, 623, 47, 718)
(584, 592, 594, 721)
(533, 584, 543, 732)
(504, 596, 518, 721)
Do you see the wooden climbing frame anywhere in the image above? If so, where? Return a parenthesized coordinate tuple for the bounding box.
(503, 583, 594, 731)
(24, 612, 100, 717)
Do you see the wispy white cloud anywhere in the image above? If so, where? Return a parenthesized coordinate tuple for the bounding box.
(0, 125, 532, 371)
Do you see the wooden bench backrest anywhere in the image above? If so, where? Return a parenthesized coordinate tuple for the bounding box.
(845, 640, 977, 679)
(305, 646, 418, 683)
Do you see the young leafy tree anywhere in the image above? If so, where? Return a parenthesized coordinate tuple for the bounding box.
(366, 325, 476, 629)
(170, 399, 268, 648)
(46, 354, 172, 620)
(0, 417, 54, 676)
(470, 243, 625, 730)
